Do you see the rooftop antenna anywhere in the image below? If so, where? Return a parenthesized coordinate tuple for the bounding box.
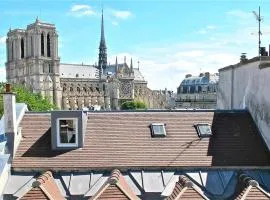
(252, 6, 263, 57)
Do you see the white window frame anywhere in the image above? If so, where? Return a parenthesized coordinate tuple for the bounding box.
(195, 123, 212, 137)
(56, 118, 79, 147)
(151, 123, 166, 137)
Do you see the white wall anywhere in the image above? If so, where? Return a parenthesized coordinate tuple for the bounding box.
(0, 160, 9, 196)
(217, 58, 270, 150)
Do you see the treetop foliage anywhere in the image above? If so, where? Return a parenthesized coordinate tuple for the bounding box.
(121, 100, 147, 110)
(0, 82, 57, 117)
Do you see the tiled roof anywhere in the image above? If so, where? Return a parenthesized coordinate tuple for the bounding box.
(20, 171, 65, 200)
(166, 175, 209, 200)
(4, 169, 270, 199)
(89, 169, 140, 200)
(235, 174, 270, 200)
(12, 111, 270, 171)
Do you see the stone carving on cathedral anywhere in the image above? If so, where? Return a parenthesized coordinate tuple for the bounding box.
(119, 80, 133, 99)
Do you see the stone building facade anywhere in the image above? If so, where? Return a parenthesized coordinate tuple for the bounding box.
(175, 72, 219, 109)
(5, 15, 167, 110)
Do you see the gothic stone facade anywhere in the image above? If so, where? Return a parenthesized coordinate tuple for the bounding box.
(5, 18, 167, 110)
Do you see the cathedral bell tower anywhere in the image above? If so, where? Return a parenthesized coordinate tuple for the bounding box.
(5, 17, 62, 108)
(98, 10, 107, 74)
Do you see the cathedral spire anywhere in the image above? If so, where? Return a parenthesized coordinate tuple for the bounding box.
(130, 58, 133, 71)
(100, 9, 106, 47)
(98, 9, 107, 71)
(115, 56, 118, 72)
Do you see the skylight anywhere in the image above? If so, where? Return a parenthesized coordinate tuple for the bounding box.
(150, 123, 166, 137)
(195, 123, 212, 138)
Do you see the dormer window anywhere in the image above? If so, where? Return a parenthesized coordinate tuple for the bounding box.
(195, 123, 212, 137)
(151, 123, 166, 137)
(51, 111, 86, 150)
(57, 118, 78, 147)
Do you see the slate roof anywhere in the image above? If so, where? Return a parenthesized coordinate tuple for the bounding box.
(180, 73, 219, 86)
(12, 110, 270, 171)
(60, 63, 99, 79)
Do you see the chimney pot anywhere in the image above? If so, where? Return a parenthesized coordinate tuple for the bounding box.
(205, 72, 210, 80)
(5, 83, 11, 93)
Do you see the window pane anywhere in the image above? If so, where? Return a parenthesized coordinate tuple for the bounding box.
(198, 125, 212, 136)
(152, 125, 165, 135)
(59, 120, 76, 144)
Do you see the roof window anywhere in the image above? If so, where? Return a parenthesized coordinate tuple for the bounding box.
(195, 123, 212, 138)
(150, 123, 166, 137)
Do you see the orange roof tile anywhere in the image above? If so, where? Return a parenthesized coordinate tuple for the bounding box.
(235, 174, 270, 200)
(166, 175, 209, 200)
(89, 169, 140, 200)
(20, 171, 65, 200)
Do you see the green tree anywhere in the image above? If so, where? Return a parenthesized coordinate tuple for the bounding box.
(0, 83, 57, 117)
(121, 100, 147, 110)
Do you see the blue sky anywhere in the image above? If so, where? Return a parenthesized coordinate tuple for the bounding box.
(0, 0, 270, 91)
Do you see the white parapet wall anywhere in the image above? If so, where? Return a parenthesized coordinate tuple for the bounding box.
(217, 57, 270, 150)
(0, 103, 28, 197)
(0, 155, 10, 196)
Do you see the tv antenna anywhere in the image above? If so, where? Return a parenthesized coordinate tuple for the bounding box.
(252, 7, 263, 56)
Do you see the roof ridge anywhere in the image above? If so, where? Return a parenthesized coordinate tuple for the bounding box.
(21, 171, 65, 200)
(178, 175, 194, 187)
(32, 171, 52, 187)
(108, 169, 121, 184)
(239, 173, 259, 187)
(166, 175, 209, 200)
(236, 173, 270, 199)
(89, 169, 140, 200)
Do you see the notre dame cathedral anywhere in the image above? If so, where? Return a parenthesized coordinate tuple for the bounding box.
(5, 12, 168, 110)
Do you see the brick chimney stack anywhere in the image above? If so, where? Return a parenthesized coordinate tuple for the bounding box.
(2, 83, 17, 158)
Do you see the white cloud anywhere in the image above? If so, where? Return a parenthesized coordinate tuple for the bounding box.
(113, 24, 261, 92)
(227, 10, 252, 19)
(111, 10, 132, 20)
(197, 25, 216, 35)
(104, 42, 241, 92)
(198, 29, 207, 35)
(71, 5, 90, 12)
(0, 36, 6, 45)
(112, 21, 119, 26)
(206, 25, 216, 30)
(69, 4, 96, 17)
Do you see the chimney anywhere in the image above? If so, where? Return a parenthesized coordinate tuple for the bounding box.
(185, 74, 192, 78)
(240, 53, 247, 63)
(2, 83, 17, 158)
(205, 72, 210, 80)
